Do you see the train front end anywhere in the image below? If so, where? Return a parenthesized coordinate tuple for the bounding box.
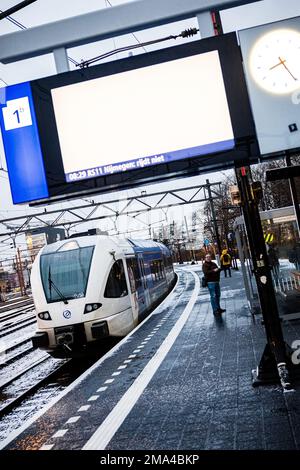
(30, 237, 101, 357)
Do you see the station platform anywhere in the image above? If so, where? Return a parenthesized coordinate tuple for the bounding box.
(1, 265, 300, 451)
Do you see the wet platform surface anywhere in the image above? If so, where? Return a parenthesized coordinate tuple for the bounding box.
(2, 266, 300, 450)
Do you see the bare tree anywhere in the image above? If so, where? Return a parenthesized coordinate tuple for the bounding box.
(202, 155, 300, 248)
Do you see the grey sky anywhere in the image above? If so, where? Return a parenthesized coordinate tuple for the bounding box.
(0, 0, 299, 250)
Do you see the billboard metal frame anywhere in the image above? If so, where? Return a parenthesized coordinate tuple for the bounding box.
(26, 33, 258, 204)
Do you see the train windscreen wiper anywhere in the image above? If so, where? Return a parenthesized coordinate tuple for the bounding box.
(48, 266, 69, 304)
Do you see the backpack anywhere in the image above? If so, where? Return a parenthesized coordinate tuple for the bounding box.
(222, 254, 230, 265)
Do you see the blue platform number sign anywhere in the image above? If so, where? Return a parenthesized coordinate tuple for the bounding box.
(0, 82, 49, 204)
(204, 239, 210, 246)
(2, 97, 33, 130)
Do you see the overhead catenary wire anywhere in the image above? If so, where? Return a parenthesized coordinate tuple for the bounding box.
(78, 27, 199, 68)
(0, 77, 9, 85)
(0, 11, 26, 29)
(0, 0, 37, 21)
(104, 0, 147, 54)
(104, 0, 119, 61)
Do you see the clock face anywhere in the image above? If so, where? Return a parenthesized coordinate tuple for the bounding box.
(249, 28, 300, 94)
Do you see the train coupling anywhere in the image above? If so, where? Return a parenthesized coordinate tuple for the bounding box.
(55, 326, 74, 347)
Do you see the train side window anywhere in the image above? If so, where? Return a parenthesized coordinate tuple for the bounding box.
(133, 258, 142, 289)
(126, 258, 141, 292)
(138, 258, 147, 289)
(159, 260, 166, 279)
(150, 261, 157, 282)
(104, 260, 128, 298)
(151, 259, 165, 282)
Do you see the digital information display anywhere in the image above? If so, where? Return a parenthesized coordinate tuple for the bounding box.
(51, 50, 234, 183)
(0, 33, 258, 205)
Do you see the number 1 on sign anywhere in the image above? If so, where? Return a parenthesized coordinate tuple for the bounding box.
(2, 98, 32, 131)
(13, 109, 20, 124)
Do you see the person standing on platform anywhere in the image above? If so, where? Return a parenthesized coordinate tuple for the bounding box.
(229, 248, 238, 270)
(267, 244, 280, 281)
(0, 286, 5, 302)
(289, 243, 300, 271)
(202, 253, 226, 316)
(220, 249, 232, 278)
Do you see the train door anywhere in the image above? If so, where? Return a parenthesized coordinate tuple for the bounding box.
(125, 258, 139, 324)
(136, 252, 151, 312)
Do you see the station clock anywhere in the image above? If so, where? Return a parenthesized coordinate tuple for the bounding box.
(249, 28, 300, 94)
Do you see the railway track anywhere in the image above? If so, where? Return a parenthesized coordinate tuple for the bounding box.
(0, 305, 35, 325)
(0, 339, 34, 367)
(0, 315, 36, 339)
(0, 356, 70, 417)
(0, 354, 50, 389)
(0, 311, 37, 369)
(0, 298, 33, 316)
(0, 295, 121, 442)
(0, 339, 120, 445)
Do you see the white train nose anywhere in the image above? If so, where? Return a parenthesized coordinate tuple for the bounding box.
(31, 235, 175, 357)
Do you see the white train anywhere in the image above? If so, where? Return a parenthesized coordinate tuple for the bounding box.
(31, 235, 175, 357)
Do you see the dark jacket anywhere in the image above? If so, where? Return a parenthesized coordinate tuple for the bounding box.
(202, 261, 221, 282)
(267, 247, 279, 267)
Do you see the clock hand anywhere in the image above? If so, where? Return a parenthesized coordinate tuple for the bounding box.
(269, 56, 298, 81)
(269, 58, 286, 70)
(281, 60, 298, 81)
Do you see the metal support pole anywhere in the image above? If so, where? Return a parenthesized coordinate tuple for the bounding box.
(16, 248, 26, 297)
(197, 10, 222, 262)
(184, 216, 192, 260)
(197, 12, 215, 38)
(53, 47, 70, 73)
(234, 226, 252, 309)
(235, 164, 300, 390)
(197, 9, 222, 38)
(210, 10, 224, 35)
(206, 179, 222, 259)
(286, 152, 300, 237)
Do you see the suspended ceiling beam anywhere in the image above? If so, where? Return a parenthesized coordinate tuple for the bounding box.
(0, 0, 261, 63)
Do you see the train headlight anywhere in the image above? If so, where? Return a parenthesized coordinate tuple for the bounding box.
(84, 303, 102, 314)
(38, 311, 52, 320)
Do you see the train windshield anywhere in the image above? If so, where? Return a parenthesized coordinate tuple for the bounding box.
(40, 246, 94, 302)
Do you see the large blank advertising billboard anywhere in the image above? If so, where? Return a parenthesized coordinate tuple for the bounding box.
(0, 33, 258, 204)
(52, 50, 234, 183)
